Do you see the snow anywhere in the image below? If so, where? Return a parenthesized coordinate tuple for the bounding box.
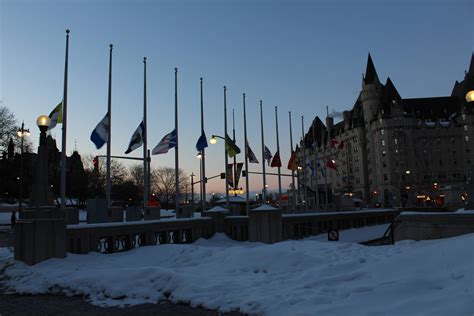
(310, 224, 390, 243)
(205, 206, 230, 213)
(216, 196, 247, 203)
(1, 231, 473, 315)
(252, 205, 279, 211)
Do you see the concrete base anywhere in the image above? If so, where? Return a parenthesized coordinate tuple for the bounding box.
(177, 205, 194, 218)
(394, 212, 474, 241)
(125, 206, 142, 222)
(14, 218, 66, 265)
(144, 206, 161, 220)
(64, 207, 79, 225)
(86, 199, 123, 223)
(249, 206, 282, 244)
(203, 208, 230, 233)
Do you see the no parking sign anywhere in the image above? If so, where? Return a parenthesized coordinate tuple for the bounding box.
(327, 229, 339, 241)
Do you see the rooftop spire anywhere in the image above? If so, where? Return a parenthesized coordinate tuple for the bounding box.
(468, 52, 474, 75)
(364, 53, 380, 84)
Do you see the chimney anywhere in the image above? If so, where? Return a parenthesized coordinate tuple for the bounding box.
(326, 116, 334, 130)
(343, 111, 351, 129)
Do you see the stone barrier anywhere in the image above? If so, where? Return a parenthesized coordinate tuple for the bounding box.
(249, 206, 282, 244)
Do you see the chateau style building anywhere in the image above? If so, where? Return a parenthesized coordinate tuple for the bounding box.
(298, 54, 474, 208)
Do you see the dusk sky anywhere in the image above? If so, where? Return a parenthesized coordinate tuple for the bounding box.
(1, 0, 472, 194)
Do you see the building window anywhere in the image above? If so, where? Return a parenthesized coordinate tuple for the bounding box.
(381, 140, 385, 146)
(383, 161, 387, 168)
(394, 138, 398, 145)
(383, 174, 388, 181)
(381, 129, 384, 135)
(382, 150, 386, 156)
(466, 136, 469, 142)
(464, 125, 468, 131)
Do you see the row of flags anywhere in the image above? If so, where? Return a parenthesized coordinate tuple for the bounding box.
(48, 101, 344, 174)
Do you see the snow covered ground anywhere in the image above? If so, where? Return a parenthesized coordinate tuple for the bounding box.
(1, 231, 472, 315)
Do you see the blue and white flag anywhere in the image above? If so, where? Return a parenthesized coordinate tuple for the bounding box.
(305, 159, 315, 176)
(195, 131, 208, 151)
(125, 121, 144, 154)
(264, 146, 273, 166)
(317, 159, 326, 177)
(152, 129, 177, 155)
(90, 112, 109, 149)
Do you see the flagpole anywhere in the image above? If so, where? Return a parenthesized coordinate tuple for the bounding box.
(200, 77, 206, 212)
(275, 106, 282, 203)
(175, 68, 179, 212)
(232, 109, 237, 195)
(242, 93, 250, 215)
(260, 100, 267, 202)
(106, 44, 113, 208)
(312, 122, 320, 212)
(60, 29, 70, 210)
(301, 116, 307, 212)
(289, 111, 296, 212)
(143, 57, 148, 210)
(224, 86, 230, 209)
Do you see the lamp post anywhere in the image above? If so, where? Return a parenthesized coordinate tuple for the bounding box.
(209, 134, 230, 209)
(16, 122, 30, 214)
(466, 90, 474, 103)
(31, 115, 54, 208)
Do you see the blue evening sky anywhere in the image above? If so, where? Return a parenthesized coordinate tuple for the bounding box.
(1, 0, 472, 194)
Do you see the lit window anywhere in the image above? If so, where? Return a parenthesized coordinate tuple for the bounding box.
(381, 129, 384, 135)
(381, 140, 385, 146)
(382, 150, 386, 156)
(394, 138, 398, 145)
(465, 136, 469, 142)
(464, 125, 468, 131)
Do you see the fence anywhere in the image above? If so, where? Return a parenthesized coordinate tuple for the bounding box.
(66, 209, 399, 255)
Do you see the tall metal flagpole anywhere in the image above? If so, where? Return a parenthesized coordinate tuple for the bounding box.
(260, 100, 267, 202)
(232, 109, 237, 194)
(301, 116, 307, 212)
(289, 111, 296, 211)
(200, 78, 206, 212)
(106, 44, 113, 208)
(175, 68, 179, 212)
(143, 57, 148, 209)
(224, 86, 230, 209)
(275, 106, 282, 203)
(242, 93, 250, 215)
(60, 29, 70, 210)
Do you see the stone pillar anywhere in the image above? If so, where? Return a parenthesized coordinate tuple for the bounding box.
(30, 127, 54, 207)
(14, 215, 66, 265)
(249, 205, 282, 244)
(203, 206, 230, 233)
(144, 206, 161, 220)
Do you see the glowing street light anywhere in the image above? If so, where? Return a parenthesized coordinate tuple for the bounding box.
(466, 90, 474, 103)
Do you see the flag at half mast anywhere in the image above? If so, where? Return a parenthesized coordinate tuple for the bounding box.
(48, 101, 63, 130)
(152, 129, 177, 155)
(287, 150, 298, 171)
(246, 142, 259, 163)
(270, 151, 282, 168)
(125, 121, 144, 154)
(225, 134, 240, 158)
(264, 146, 273, 166)
(90, 112, 109, 149)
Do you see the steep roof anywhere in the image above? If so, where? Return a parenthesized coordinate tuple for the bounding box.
(364, 53, 380, 84)
(401, 96, 461, 119)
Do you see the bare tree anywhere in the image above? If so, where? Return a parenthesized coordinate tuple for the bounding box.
(83, 155, 127, 197)
(151, 167, 189, 209)
(128, 163, 144, 188)
(0, 105, 33, 154)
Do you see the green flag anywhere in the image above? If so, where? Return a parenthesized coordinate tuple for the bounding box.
(225, 134, 241, 158)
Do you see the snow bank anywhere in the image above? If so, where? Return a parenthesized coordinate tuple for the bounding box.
(1, 233, 473, 315)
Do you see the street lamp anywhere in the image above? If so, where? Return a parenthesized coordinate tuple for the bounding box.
(209, 134, 229, 209)
(30, 115, 53, 207)
(466, 90, 474, 103)
(196, 152, 203, 159)
(16, 122, 30, 214)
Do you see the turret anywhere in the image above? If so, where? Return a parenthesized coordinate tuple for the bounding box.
(361, 53, 383, 123)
